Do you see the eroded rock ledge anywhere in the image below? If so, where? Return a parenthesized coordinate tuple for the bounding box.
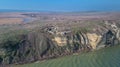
(0, 21, 120, 65)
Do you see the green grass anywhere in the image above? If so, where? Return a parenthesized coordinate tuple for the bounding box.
(14, 45, 120, 67)
(0, 25, 30, 64)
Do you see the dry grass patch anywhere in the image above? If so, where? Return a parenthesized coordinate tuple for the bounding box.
(0, 18, 23, 25)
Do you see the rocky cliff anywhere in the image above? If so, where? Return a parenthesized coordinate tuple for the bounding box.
(0, 21, 120, 65)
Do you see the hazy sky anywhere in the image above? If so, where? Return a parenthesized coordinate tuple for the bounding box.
(0, 0, 120, 12)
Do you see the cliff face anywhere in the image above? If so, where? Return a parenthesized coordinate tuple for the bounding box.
(0, 22, 120, 65)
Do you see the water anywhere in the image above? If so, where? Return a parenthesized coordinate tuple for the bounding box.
(16, 45, 120, 67)
(23, 18, 33, 23)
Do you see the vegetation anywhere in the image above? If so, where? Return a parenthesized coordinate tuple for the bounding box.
(0, 12, 119, 66)
(0, 29, 29, 64)
(14, 45, 120, 67)
(72, 27, 92, 34)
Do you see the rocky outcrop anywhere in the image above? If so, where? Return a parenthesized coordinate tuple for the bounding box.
(0, 22, 120, 65)
(53, 36, 67, 46)
(87, 33, 102, 49)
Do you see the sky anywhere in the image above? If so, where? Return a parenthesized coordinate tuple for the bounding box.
(0, 0, 120, 12)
